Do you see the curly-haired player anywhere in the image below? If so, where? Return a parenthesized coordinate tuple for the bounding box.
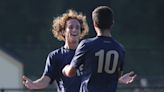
(22, 9, 89, 92)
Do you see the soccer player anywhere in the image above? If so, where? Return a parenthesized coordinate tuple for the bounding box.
(22, 9, 89, 92)
(62, 6, 136, 92)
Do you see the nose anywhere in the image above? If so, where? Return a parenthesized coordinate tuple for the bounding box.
(72, 27, 79, 32)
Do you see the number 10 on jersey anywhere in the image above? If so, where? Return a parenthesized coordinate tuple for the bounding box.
(95, 50, 119, 74)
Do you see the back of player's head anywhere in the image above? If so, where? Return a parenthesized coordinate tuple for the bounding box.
(92, 6, 114, 30)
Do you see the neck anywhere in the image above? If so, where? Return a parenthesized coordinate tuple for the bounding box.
(64, 40, 79, 50)
(95, 28, 112, 37)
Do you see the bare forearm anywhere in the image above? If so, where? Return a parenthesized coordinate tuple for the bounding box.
(23, 75, 50, 90)
(32, 76, 50, 89)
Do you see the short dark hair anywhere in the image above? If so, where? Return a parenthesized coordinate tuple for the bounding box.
(92, 6, 114, 30)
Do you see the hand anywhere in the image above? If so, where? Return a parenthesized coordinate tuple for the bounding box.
(119, 71, 137, 84)
(22, 75, 36, 89)
(62, 64, 76, 77)
(62, 65, 71, 76)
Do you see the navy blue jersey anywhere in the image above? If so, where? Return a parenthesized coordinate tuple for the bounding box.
(70, 36, 125, 92)
(43, 47, 83, 92)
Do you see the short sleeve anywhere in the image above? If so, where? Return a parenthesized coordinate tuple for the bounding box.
(70, 40, 88, 69)
(42, 53, 58, 84)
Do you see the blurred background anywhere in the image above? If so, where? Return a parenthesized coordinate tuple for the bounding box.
(0, 0, 164, 92)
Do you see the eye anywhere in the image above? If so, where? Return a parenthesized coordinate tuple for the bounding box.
(68, 25, 73, 30)
(76, 25, 80, 30)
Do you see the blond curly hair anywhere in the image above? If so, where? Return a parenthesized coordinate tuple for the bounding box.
(52, 9, 89, 41)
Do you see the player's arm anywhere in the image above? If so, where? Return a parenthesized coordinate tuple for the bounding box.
(118, 71, 136, 84)
(62, 64, 77, 77)
(22, 75, 51, 89)
(62, 40, 87, 77)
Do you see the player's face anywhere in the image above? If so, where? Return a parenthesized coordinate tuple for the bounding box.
(64, 18, 81, 43)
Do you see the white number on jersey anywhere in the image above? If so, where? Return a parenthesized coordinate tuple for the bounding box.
(76, 64, 84, 76)
(95, 50, 119, 74)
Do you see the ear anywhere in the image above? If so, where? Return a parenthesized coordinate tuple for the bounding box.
(61, 30, 65, 36)
(93, 21, 98, 28)
(61, 30, 65, 35)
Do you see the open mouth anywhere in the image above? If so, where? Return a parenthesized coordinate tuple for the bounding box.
(70, 33, 78, 36)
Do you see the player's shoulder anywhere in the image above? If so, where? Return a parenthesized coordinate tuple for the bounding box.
(48, 47, 63, 57)
(118, 43, 126, 52)
(112, 38, 125, 51)
(80, 37, 97, 44)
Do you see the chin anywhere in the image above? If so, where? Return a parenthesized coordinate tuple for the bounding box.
(71, 40, 78, 43)
(70, 39, 78, 43)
